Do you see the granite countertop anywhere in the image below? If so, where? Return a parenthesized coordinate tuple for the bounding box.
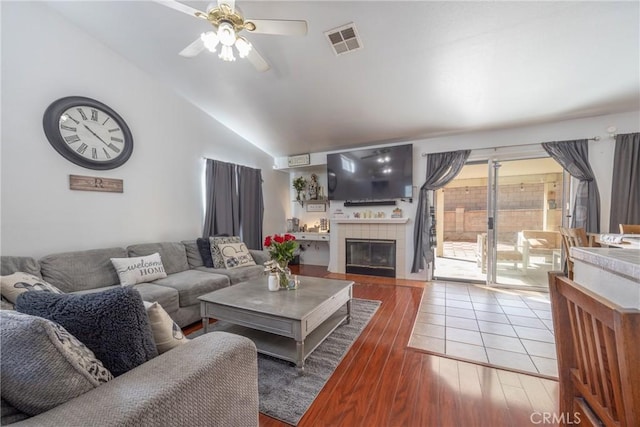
(571, 247, 640, 282)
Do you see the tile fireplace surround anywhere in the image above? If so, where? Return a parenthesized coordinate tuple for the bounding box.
(329, 218, 411, 279)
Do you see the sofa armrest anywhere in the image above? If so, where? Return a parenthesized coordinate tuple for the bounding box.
(249, 250, 270, 265)
(13, 332, 258, 427)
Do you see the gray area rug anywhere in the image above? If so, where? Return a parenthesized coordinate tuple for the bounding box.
(189, 298, 380, 426)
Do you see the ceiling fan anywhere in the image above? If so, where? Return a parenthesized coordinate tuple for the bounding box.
(155, 0, 308, 72)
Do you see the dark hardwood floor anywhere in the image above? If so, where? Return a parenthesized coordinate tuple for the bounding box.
(185, 265, 559, 427)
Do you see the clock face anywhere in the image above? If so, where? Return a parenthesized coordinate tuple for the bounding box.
(43, 97, 133, 170)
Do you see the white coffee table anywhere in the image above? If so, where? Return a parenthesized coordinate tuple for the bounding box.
(199, 275, 353, 373)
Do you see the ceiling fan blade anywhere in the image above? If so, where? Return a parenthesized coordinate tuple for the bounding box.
(245, 19, 308, 36)
(153, 0, 208, 20)
(179, 36, 206, 57)
(246, 47, 270, 72)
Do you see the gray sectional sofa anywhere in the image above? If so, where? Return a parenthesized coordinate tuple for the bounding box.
(1, 239, 267, 426)
(0, 239, 269, 327)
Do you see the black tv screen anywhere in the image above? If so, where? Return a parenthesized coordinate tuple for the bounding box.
(327, 144, 413, 201)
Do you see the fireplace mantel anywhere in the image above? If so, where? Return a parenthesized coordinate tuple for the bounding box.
(329, 218, 410, 279)
(330, 218, 409, 224)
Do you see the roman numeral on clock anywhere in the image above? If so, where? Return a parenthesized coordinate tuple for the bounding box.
(102, 148, 111, 159)
(92, 147, 98, 159)
(77, 143, 88, 155)
(111, 137, 123, 143)
(108, 128, 121, 133)
(60, 124, 77, 132)
(67, 115, 80, 124)
(76, 108, 88, 120)
(107, 143, 121, 153)
(91, 109, 99, 122)
(64, 134, 81, 144)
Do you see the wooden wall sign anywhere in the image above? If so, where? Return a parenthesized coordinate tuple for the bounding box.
(69, 175, 123, 193)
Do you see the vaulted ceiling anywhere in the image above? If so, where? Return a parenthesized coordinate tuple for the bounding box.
(45, 1, 640, 157)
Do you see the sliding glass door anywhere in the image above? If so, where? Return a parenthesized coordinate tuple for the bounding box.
(433, 151, 565, 290)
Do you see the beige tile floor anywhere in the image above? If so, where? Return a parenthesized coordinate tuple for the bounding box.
(408, 281, 558, 378)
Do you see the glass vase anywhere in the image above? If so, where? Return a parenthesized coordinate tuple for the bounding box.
(277, 260, 290, 289)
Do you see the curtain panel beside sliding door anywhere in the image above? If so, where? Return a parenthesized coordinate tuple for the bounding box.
(609, 133, 640, 231)
(542, 140, 601, 233)
(411, 150, 470, 273)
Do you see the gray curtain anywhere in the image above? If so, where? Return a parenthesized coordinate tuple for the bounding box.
(203, 159, 239, 237)
(237, 165, 264, 249)
(542, 140, 600, 233)
(411, 150, 471, 273)
(609, 132, 640, 231)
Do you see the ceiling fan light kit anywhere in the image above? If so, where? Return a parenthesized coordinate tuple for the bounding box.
(158, 0, 307, 71)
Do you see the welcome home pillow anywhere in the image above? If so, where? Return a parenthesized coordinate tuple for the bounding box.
(217, 242, 256, 270)
(143, 301, 189, 354)
(0, 272, 62, 304)
(110, 253, 167, 286)
(0, 311, 113, 416)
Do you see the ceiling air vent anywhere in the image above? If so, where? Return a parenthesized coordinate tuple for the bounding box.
(325, 23, 362, 56)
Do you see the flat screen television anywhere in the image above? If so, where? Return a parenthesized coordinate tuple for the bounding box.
(327, 144, 413, 201)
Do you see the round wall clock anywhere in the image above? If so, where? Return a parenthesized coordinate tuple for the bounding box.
(43, 96, 133, 170)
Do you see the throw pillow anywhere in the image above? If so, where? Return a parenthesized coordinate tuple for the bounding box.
(110, 252, 167, 286)
(196, 237, 215, 268)
(0, 272, 62, 304)
(217, 242, 256, 269)
(0, 311, 113, 416)
(15, 287, 158, 377)
(143, 301, 189, 354)
(209, 236, 241, 268)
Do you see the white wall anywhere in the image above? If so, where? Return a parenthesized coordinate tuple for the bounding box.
(0, 2, 289, 257)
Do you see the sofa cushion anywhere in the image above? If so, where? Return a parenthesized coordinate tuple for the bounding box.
(0, 311, 113, 416)
(209, 236, 241, 268)
(127, 242, 189, 275)
(152, 270, 229, 307)
(134, 283, 181, 314)
(69, 283, 180, 315)
(143, 301, 188, 354)
(218, 242, 256, 269)
(110, 253, 167, 286)
(182, 239, 204, 269)
(249, 249, 270, 266)
(1, 272, 62, 304)
(1, 398, 29, 425)
(0, 256, 41, 278)
(15, 287, 158, 377)
(195, 264, 265, 285)
(39, 247, 127, 293)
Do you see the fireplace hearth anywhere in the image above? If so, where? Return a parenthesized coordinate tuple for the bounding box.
(345, 239, 396, 278)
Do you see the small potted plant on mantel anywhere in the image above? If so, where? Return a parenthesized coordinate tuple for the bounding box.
(293, 176, 307, 206)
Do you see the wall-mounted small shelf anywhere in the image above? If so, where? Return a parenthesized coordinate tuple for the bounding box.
(295, 199, 329, 207)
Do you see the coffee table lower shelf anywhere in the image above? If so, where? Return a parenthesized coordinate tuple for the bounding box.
(211, 305, 350, 372)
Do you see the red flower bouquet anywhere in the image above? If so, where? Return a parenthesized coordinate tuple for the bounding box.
(263, 233, 298, 264)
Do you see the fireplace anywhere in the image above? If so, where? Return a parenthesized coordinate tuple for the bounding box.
(345, 239, 396, 278)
